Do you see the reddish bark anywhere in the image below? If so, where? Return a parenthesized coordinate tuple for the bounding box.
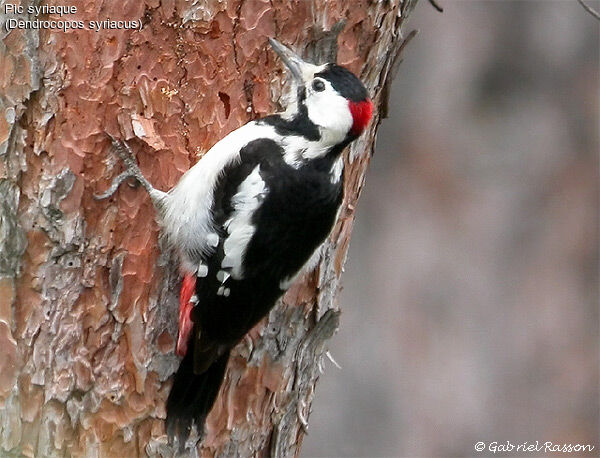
(0, 0, 419, 455)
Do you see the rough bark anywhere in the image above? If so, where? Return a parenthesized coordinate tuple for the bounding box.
(0, 0, 419, 456)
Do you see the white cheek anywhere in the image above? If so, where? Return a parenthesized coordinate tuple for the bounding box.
(306, 93, 353, 135)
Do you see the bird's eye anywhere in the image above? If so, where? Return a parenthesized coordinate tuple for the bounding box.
(312, 79, 326, 92)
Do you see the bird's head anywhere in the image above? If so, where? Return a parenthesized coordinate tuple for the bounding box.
(269, 38, 373, 144)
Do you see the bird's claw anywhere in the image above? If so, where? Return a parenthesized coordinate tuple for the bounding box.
(94, 170, 138, 200)
(94, 134, 152, 200)
(107, 134, 140, 171)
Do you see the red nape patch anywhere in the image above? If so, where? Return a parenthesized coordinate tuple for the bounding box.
(176, 274, 196, 357)
(349, 99, 374, 136)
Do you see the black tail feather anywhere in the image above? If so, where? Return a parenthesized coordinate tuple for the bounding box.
(166, 345, 230, 449)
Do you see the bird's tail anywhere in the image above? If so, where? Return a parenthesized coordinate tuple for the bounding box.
(165, 343, 230, 448)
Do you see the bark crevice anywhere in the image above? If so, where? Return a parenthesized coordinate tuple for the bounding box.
(0, 0, 421, 456)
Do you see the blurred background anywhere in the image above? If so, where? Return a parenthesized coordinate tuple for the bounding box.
(304, 1, 598, 457)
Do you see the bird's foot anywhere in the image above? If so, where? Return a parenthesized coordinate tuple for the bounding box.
(94, 133, 158, 200)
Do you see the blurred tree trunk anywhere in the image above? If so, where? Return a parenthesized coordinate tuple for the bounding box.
(0, 0, 419, 456)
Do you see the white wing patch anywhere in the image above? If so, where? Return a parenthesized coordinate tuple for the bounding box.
(197, 263, 208, 278)
(223, 166, 266, 279)
(206, 232, 219, 247)
(216, 270, 230, 283)
(160, 122, 278, 273)
(330, 156, 344, 184)
(160, 110, 347, 274)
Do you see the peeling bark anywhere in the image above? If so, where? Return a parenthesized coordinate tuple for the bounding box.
(0, 0, 420, 456)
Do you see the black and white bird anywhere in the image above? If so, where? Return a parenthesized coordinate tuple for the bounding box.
(97, 38, 373, 445)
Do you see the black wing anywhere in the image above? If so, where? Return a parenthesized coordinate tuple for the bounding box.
(192, 138, 343, 370)
(167, 137, 343, 444)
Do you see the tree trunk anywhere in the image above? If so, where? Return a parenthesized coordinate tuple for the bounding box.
(0, 0, 419, 456)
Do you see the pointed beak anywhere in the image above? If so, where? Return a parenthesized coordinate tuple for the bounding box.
(268, 38, 307, 85)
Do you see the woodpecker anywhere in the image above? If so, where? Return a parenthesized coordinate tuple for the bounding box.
(96, 38, 373, 446)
